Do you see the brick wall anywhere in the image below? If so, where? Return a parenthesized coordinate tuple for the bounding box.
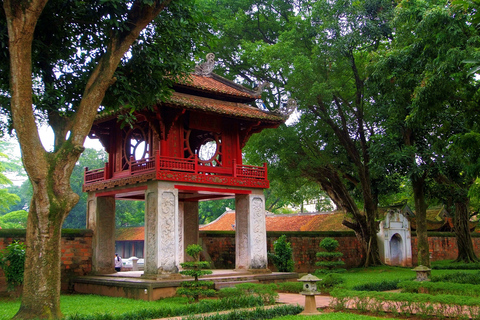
(200, 231, 480, 273)
(0, 230, 93, 293)
(411, 233, 480, 264)
(2, 229, 480, 295)
(200, 231, 361, 272)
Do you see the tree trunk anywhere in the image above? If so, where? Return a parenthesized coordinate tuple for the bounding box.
(454, 200, 478, 263)
(312, 166, 381, 267)
(412, 175, 430, 267)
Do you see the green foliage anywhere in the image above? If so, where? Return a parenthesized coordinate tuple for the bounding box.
(399, 280, 480, 297)
(182, 304, 302, 320)
(315, 238, 345, 274)
(1, 294, 268, 320)
(218, 283, 278, 305)
(317, 273, 345, 293)
(0, 210, 28, 229)
(268, 235, 295, 272)
(199, 199, 234, 224)
(178, 244, 215, 302)
(319, 238, 340, 252)
(0, 241, 26, 290)
(330, 288, 480, 318)
(432, 260, 480, 270)
(275, 281, 303, 293)
(352, 280, 400, 292)
(430, 271, 480, 284)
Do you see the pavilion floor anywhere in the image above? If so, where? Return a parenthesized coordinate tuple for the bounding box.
(71, 269, 299, 301)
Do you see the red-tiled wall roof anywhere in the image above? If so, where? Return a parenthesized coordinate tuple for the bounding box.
(115, 226, 144, 241)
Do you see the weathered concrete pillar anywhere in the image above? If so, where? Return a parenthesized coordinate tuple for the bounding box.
(88, 193, 116, 274)
(144, 181, 180, 278)
(235, 190, 268, 271)
(183, 201, 199, 262)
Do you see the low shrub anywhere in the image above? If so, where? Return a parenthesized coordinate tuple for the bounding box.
(399, 280, 480, 297)
(352, 279, 400, 292)
(64, 295, 266, 320)
(431, 271, 480, 285)
(330, 288, 480, 319)
(276, 281, 303, 293)
(183, 305, 303, 320)
(268, 235, 295, 272)
(218, 283, 278, 305)
(432, 260, 480, 270)
(0, 241, 26, 290)
(318, 273, 345, 292)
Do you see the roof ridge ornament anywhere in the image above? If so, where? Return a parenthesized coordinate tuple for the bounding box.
(274, 98, 297, 118)
(255, 81, 270, 95)
(195, 53, 215, 76)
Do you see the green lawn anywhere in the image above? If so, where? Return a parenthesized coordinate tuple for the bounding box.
(338, 265, 479, 289)
(0, 295, 190, 320)
(1, 265, 478, 320)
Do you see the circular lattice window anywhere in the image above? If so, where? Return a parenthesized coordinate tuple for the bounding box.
(186, 129, 221, 166)
(124, 126, 147, 162)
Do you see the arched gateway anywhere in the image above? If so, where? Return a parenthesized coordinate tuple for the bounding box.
(83, 55, 286, 278)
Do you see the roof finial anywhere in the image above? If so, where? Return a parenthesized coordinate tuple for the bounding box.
(195, 53, 215, 76)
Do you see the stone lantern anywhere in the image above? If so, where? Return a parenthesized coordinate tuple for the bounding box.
(298, 274, 321, 315)
(412, 265, 431, 281)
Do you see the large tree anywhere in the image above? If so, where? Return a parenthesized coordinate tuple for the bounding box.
(203, 0, 396, 266)
(370, 0, 480, 265)
(0, 0, 202, 318)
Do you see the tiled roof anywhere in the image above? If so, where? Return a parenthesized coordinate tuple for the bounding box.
(115, 226, 144, 241)
(94, 73, 283, 124)
(166, 92, 284, 123)
(199, 211, 350, 232)
(176, 74, 261, 100)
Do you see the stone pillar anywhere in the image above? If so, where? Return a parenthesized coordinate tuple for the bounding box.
(235, 190, 268, 271)
(88, 193, 116, 274)
(183, 201, 199, 262)
(144, 181, 180, 278)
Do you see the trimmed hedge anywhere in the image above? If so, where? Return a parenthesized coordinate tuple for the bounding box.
(331, 288, 480, 319)
(352, 280, 400, 292)
(183, 305, 303, 320)
(400, 281, 480, 297)
(64, 295, 266, 320)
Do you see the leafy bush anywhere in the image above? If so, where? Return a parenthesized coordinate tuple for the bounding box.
(183, 304, 303, 320)
(63, 295, 267, 320)
(177, 244, 215, 302)
(0, 240, 26, 290)
(315, 237, 345, 274)
(399, 280, 480, 296)
(330, 288, 480, 319)
(431, 271, 480, 285)
(276, 281, 303, 293)
(432, 259, 480, 270)
(352, 279, 400, 292)
(267, 235, 295, 272)
(218, 283, 278, 305)
(318, 273, 345, 292)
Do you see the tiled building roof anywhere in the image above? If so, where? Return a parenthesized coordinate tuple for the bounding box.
(199, 211, 350, 232)
(115, 226, 144, 241)
(176, 74, 261, 100)
(166, 92, 283, 122)
(115, 211, 350, 241)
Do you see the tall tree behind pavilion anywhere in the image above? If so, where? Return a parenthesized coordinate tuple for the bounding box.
(369, 0, 480, 265)
(202, 0, 396, 266)
(0, 0, 203, 318)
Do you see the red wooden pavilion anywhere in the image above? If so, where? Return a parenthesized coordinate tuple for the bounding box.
(83, 54, 285, 277)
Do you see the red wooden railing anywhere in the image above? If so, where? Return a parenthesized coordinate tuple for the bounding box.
(84, 152, 267, 185)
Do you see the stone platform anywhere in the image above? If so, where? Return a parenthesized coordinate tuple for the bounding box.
(72, 270, 298, 301)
